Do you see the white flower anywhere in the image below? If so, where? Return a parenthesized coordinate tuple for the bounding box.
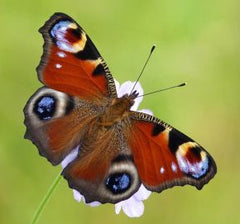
(61, 80, 152, 217)
(115, 184, 151, 217)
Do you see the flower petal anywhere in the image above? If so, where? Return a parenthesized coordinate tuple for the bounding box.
(122, 198, 144, 218)
(117, 81, 132, 97)
(130, 82, 144, 111)
(115, 202, 122, 215)
(61, 146, 79, 169)
(115, 196, 144, 218)
(138, 108, 153, 116)
(114, 79, 120, 94)
(87, 201, 101, 207)
(132, 184, 151, 201)
(73, 189, 84, 202)
(116, 81, 144, 111)
(73, 189, 101, 207)
(115, 184, 151, 217)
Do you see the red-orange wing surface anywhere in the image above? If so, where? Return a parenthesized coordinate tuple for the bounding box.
(37, 12, 116, 101)
(128, 112, 217, 192)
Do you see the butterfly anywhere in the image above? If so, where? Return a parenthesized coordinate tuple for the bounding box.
(24, 12, 217, 204)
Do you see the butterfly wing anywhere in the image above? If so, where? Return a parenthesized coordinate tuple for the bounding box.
(62, 124, 141, 204)
(24, 12, 216, 203)
(62, 109, 216, 204)
(128, 112, 217, 192)
(24, 13, 117, 165)
(37, 12, 117, 101)
(24, 87, 103, 165)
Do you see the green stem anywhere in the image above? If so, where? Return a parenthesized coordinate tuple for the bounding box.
(31, 172, 62, 224)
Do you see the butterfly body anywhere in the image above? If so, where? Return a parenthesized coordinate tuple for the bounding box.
(24, 13, 216, 204)
(98, 92, 137, 127)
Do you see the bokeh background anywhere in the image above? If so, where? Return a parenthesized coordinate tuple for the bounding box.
(1, 0, 239, 223)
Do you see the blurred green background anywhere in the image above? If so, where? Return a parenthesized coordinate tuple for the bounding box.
(0, 0, 239, 223)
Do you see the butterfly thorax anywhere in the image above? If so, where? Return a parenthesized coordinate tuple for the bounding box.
(99, 93, 137, 127)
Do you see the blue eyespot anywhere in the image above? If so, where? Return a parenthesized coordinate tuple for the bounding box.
(33, 95, 56, 120)
(105, 173, 131, 194)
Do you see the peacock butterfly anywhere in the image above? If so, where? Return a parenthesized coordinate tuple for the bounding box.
(24, 12, 217, 204)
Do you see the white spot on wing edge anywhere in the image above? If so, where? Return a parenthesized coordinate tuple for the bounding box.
(160, 167, 165, 174)
(171, 162, 177, 173)
(55, 63, 62, 69)
(57, 51, 66, 58)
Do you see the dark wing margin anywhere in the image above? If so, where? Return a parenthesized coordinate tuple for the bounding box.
(128, 111, 217, 193)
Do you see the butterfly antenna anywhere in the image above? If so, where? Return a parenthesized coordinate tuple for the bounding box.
(137, 82, 187, 98)
(130, 44, 156, 95)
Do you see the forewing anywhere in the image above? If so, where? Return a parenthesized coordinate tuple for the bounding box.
(128, 112, 217, 192)
(37, 12, 116, 102)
